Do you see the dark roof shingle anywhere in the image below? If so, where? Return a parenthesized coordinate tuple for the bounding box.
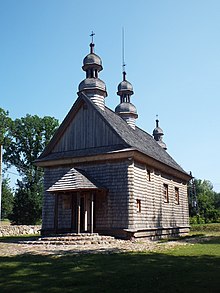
(37, 93, 189, 176)
(47, 168, 106, 193)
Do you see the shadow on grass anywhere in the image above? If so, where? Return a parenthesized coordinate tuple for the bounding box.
(0, 235, 39, 243)
(0, 250, 220, 293)
(159, 234, 220, 245)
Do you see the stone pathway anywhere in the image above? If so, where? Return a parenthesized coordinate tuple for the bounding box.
(0, 236, 189, 257)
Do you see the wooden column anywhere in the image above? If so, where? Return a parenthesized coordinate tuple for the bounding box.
(54, 193, 58, 233)
(90, 193, 94, 234)
(77, 192, 81, 234)
(70, 193, 74, 232)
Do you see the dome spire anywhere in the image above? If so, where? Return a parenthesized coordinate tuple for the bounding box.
(78, 33, 107, 110)
(153, 116, 167, 150)
(115, 29, 138, 129)
(122, 27, 126, 79)
(90, 31, 95, 53)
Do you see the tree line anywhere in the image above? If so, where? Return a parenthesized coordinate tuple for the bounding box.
(0, 107, 59, 224)
(1, 107, 220, 225)
(188, 178, 220, 224)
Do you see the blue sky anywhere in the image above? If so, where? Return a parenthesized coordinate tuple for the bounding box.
(1, 0, 220, 191)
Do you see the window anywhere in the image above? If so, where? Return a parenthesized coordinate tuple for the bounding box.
(147, 169, 151, 181)
(61, 194, 71, 209)
(163, 184, 169, 203)
(136, 199, 141, 213)
(175, 187, 180, 205)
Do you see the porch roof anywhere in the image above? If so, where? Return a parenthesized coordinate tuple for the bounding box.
(47, 168, 106, 193)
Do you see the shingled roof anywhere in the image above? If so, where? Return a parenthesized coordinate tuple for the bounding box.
(37, 93, 189, 176)
(47, 168, 106, 193)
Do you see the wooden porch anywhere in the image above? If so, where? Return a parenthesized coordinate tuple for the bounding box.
(46, 168, 106, 235)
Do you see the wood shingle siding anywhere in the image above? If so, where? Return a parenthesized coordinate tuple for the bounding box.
(127, 161, 189, 232)
(42, 160, 131, 233)
(52, 102, 124, 153)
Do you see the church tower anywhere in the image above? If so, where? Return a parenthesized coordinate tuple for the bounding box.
(153, 118, 167, 150)
(115, 71, 138, 129)
(78, 36, 107, 111)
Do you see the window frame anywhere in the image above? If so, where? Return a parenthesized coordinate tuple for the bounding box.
(175, 187, 180, 205)
(147, 169, 151, 181)
(136, 199, 141, 213)
(163, 183, 169, 203)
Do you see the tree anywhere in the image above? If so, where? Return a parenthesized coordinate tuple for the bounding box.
(1, 178, 14, 219)
(0, 108, 12, 221)
(190, 179, 220, 223)
(4, 115, 58, 178)
(10, 180, 43, 225)
(4, 114, 59, 224)
(0, 108, 12, 145)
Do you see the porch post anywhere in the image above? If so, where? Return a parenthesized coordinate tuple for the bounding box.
(90, 193, 94, 234)
(54, 193, 58, 233)
(77, 192, 81, 234)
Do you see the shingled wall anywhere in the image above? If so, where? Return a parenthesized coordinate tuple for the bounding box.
(42, 159, 189, 238)
(42, 160, 130, 234)
(127, 160, 189, 237)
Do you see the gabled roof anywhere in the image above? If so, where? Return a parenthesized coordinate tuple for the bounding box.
(99, 105, 185, 173)
(37, 93, 189, 176)
(47, 168, 106, 193)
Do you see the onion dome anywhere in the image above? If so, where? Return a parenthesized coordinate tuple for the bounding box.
(117, 79, 134, 95)
(115, 102, 137, 115)
(153, 119, 167, 150)
(78, 78, 106, 92)
(153, 125, 164, 136)
(115, 71, 138, 129)
(78, 42, 107, 111)
(82, 43, 103, 72)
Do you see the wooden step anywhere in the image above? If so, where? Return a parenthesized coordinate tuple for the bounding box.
(20, 233, 118, 246)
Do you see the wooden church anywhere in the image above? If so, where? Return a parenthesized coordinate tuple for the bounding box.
(36, 40, 191, 239)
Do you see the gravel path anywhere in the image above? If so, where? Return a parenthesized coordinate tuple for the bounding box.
(0, 238, 189, 257)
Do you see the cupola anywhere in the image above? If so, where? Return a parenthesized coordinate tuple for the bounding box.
(153, 118, 167, 150)
(78, 38, 107, 110)
(115, 71, 138, 129)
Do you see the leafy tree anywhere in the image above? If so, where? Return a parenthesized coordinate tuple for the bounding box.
(0, 108, 12, 145)
(10, 180, 43, 225)
(4, 114, 59, 224)
(1, 178, 14, 219)
(0, 108, 12, 221)
(4, 115, 58, 179)
(190, 179, 220, 224)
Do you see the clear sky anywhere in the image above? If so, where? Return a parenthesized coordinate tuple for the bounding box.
(1, 0, 220, 191)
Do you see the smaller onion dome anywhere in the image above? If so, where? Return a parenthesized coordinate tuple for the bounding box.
(153, 125, 164, 136)
(117, 72, 134, 96)
(117, 80, 134, 95)
(115, 71, 138, 129)
(115, 102, 137, 115)
(153, 119, 167, 150)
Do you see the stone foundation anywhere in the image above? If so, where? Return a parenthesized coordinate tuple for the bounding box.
(0, 225, 41, 237)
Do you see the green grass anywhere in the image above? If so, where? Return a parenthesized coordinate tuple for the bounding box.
(0, 219, 11, 225)
(0, 228, 220, 292)
(191, 222, 220, 232)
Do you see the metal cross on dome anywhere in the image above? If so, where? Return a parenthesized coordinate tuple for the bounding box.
(90, 31, 95, 44)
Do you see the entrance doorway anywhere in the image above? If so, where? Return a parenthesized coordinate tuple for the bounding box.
(55, 192, 95, 234)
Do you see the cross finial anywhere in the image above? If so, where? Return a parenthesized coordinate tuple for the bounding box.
(156, 115, 159, 127)
(90, 31, 95, 44)
(89, 31, 95, 53)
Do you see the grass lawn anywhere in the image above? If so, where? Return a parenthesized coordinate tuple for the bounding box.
(0, 229, 220, 292)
